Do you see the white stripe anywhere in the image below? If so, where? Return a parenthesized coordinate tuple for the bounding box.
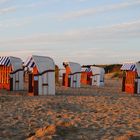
(24, 56, 32, 67)
(0, 57, 5, 64)
(28, 59, 34, 68)
(4, 57, 10, 66)
(2, 57, 9, 65)
(121, 63, 136, 71)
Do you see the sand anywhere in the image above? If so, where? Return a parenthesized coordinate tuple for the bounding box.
(0, 79, 140, 140)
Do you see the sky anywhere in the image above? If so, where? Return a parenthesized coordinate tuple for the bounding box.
(0, 0, 140, 66)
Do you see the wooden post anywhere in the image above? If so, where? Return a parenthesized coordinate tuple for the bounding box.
(134, 74, 138, 94)
(28, 73, 33, 93)
(134, 79, 138, 94)
(68, 75, 71, 87)
(62, 73, 65, 86)
(10, 78, 13, 91)
(122, 71, 126, 92)
(33, 76, 38, 96)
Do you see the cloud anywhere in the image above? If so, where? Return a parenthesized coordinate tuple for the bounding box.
(0, 0, 10, 4)
(0, 20, 139, 46)
(0, 1, 48, 15)
(0, 0, 138, 16)
(54, 1, 140, 20)
(0, 20, 31, 29)
(1, 45, 139, 65)
(0, 7, 16, 14)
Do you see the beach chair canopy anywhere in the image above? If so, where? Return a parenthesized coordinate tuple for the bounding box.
(121, 63, 137, 71)
(90, 66, 105, 75)
(63, 62, 81, 73)
(121, 62, 140, 77)
(136, 62, 140, 76)
(0, 56, 23, 71)
(24, 55, 55, 73)
(81, 67, 91, 72)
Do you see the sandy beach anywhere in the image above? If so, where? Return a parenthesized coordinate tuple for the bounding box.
(0, 0, 139, 139)
(0, 79, 140, 140)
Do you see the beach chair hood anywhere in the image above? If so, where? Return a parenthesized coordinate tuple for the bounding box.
(25, 55, 55, 73)
(0, 56, 23, 71)
(90, 66, 105, 75)
(63, 62, 81, 74)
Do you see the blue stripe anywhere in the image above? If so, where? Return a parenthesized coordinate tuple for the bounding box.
(85, 68, 91, 72)
(1, 57, 6, 64)
(131, 65, 136, 71)
(130, 65, 133, 70)
(31, 62, 35, 68)
(0, 57, 5, 64)
(0, 57, 3, 63)
(130, 65, 135, 71)
(0, 57, 11, 66)
(3, 57, 9, 65)
(25, 57, 32, 67)
(0, 56, 3, 61)
(5, 59, 10, 66)
(2, 57, 8, 65)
